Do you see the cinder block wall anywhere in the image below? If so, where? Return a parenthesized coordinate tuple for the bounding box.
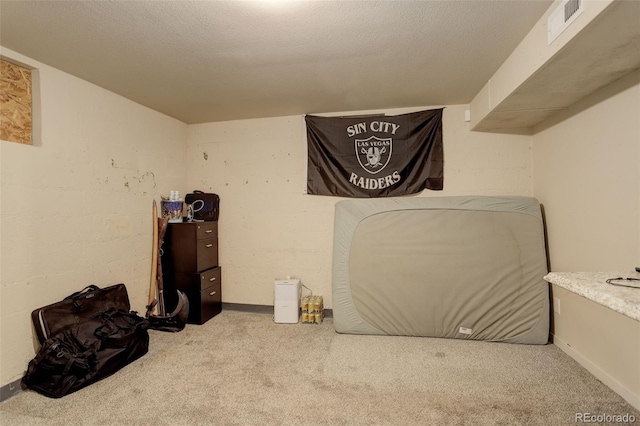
(186, 105, 534, 308)
(0, 48, 188, 387)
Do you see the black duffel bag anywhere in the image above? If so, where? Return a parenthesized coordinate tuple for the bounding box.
(31, 284, 131, 344)
(23, 309, 150, 398)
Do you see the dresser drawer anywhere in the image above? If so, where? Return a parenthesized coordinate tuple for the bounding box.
(196, 238, 218, 271)
(174, 266, 222, 324)
(175, 267, 221, 292)
(195, 281, 222, 324)
(175, 268, 222, 325)
(199, 266, 221, 290)
(167, 222, 219, 273)
(195, 222, 217, 240)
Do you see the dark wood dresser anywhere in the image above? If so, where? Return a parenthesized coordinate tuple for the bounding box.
(162, 221, 222, 324)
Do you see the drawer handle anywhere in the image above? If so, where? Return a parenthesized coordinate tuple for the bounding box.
(205, 243, 213, 248)
(209, 291, 217, 296)
(209, 277, 216, 282)
(205, 229, 213, 233)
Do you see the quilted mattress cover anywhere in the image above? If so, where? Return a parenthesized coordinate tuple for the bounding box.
(332, 196, 550, 344)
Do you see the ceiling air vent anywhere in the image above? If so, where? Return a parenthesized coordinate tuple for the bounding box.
(548, 0, 584, 44)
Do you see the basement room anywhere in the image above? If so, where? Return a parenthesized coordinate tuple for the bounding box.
(1, 0, 639, 424)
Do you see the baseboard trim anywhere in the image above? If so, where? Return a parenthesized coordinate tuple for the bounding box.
(0, 377, 24, 402)
(553, 333, 640, 411)
(222, 303, 333, 318)
(222, 302, 273, 314)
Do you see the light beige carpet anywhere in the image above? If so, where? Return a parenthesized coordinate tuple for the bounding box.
(1, 309, 638, 425)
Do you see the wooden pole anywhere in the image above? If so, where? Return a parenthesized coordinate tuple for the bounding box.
(148, 200, 159, 310)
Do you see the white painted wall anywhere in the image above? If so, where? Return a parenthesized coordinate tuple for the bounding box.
(532, 70, 640, 409)
(0, 48, 188, 386)
(532, 70, 640, 271)
(186, 105, 533, 308)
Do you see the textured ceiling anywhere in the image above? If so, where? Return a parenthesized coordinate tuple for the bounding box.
(0, 0, 552, 124)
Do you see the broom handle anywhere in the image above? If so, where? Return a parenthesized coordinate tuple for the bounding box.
(157, 220, 166, 316)
(148, 200, 159, 308)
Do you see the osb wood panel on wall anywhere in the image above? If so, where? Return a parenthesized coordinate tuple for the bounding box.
(0, 58, 32, 145)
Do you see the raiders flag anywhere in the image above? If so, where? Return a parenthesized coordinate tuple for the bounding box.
(306, 108, 443, 197)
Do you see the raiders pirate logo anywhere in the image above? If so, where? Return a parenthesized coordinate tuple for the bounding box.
(355, 136, 392, 175)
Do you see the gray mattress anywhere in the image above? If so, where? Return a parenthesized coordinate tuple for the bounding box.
(332, 196, 550, 344)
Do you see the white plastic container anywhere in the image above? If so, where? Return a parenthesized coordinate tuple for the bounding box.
(274, 279, 300, 323)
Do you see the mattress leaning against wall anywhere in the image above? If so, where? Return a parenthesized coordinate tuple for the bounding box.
(332, 196, 550, 344)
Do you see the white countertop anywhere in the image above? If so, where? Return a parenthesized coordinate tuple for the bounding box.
(544, 271, 640, 322)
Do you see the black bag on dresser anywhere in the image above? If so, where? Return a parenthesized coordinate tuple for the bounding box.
(185, 190, 220, 221)
(23, 309, 150, 398)
(30, 284, 130, 344)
